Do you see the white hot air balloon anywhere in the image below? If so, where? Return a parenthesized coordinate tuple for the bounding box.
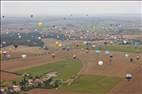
(83, 41, 88, 45)
(21, 54, 27, 59)
(95, 50, 101, 54)
(98, 61, 104, 66)
(57, 35, 60, 39)
(92, 45, 96, 48)
(110, 41, 113, 44)
(3, 51, 8, 55)
(2, 41, 6, 45)
(125, 73, 133, 81)
(18, 35, 22, 39)
(125, 54, 129, 57)
(123, 40, 127, 44)
(105, 50, 110, 55)
(34, 29, 38, 32)
(38, 37, 41, 40)
(6, 32, 9, 34)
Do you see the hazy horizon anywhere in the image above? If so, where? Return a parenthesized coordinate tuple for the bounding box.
(1, 1, 142, 17)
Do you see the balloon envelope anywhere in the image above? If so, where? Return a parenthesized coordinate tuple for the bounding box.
(123, 40, 127, 44)
(21, 54, 27, 59)
(126, 73, 132, 78)
(105, 50, 110, 55)
(98, 61, 104, 66)
(92, 45, 96, 48)
(95, 50, 100, 54)
(37, 22, 44, 27)
(125, 54, 129, 57)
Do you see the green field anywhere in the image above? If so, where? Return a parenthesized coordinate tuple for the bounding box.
(60, 75, 122, 94)
(74, 44, 142, 53)
(104, 44, 142, 53)
(18, 59, 82, 80)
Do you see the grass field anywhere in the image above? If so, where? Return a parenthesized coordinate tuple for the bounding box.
(104, 44, 142, 53)
(74, 44, 142, 53)
(18, 59, 82, 80)
(60, 75, 122, 94)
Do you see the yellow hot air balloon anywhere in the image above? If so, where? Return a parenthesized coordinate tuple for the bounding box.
(58, 43, 62, 47)
(55, 41, 59, 46)
(37, 22, 44, 28)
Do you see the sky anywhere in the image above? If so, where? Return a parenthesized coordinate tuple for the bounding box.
(1, 1, 142, 17)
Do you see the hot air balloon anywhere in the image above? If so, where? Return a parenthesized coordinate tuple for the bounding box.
(13, 44, 18, 49)
(123, 40, 127, 44)
(130, 58, 133, 62)
(51, 53, 55, 59)
(125, 73, 133, 81)
(109, 55, 113, 58)
(92, 45, 96, 48)
(104, 41, 108, 45)
(21, 54, 27, 59)
(83, 41, 87, 45)
(38, 37, 41, 40)
(136, 55, 140, 61)
(105, 50, 110, 55)
(95, 50, 100, 54)
(55, 41, 59, 47)
(37, 22, 44, 28)
(125, 54, 129, 58)
(98, 61, 104, 66)
(2, 52, 10, 59)
(2, 41, 6, 45)
(73, 54, 77, 59)
(2, 16, 5, 19)
(6, 32, 9, 34)
(85, 50, 89, 53)
(30, 14, 34, 18)
(2, 51, 8, 59)
(58, 43, 62, 47)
